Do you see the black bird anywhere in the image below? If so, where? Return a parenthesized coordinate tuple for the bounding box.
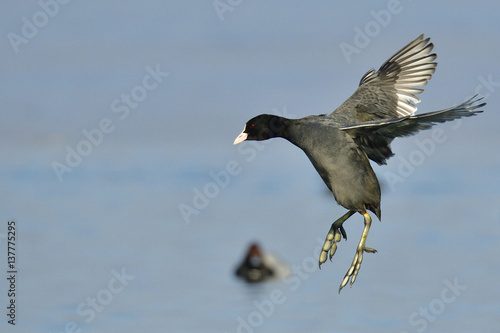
(233, 35, 485, 292)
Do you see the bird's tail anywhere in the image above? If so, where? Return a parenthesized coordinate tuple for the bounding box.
(409, 95, 485, 125)
(339, 95, 486, 165)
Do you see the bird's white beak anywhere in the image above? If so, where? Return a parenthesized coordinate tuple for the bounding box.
(233, 129, 248, 145)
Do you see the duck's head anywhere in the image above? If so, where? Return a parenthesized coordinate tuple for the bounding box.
(233, 114, 287, 145)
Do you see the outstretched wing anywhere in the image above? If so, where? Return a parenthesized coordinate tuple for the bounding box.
(331, 34, 437, 123)
(339, 97, 485, 165)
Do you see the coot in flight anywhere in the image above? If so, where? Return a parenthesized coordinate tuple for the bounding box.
(233, 35, 485, 292)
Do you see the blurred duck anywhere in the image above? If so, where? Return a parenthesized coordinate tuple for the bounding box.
(235, 243, 290, 283)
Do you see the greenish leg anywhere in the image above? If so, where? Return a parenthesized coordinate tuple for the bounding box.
(338, 212, 377, 293)
(318, 210, 355, 269)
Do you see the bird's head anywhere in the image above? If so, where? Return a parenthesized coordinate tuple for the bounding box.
(233, 114, 287, 145)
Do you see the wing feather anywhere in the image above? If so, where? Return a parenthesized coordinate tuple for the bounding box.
(331, 34, 437, 122)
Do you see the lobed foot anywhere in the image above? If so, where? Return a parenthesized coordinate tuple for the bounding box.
(319, 224, 346, 268)
(318, 211, 355, 269)
(338, 246, 377, 292)
(338, 213, 376, 293)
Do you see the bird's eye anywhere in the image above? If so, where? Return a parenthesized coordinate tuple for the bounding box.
(249, 124, 255, 129)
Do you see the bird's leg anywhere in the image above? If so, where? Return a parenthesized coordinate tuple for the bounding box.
(339, 212, 377, 293)
(319, 210, 355, 269)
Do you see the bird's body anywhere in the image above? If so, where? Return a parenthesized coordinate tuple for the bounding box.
(276, 116, 381, 218)
(233, 35, 485, 292)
